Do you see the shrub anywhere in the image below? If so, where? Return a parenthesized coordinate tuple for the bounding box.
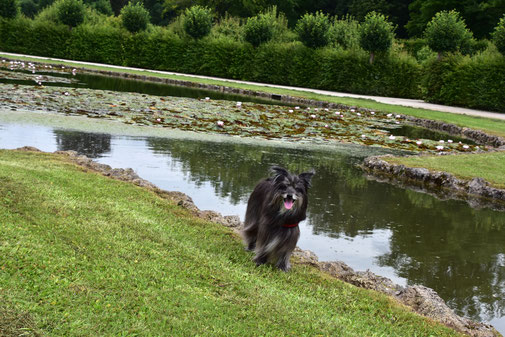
(358, 11, 395, 64)
(90, 0, 112, 16)
(492, 15, 505, 56)
(424, 10, 472, 59)
(0, 0, 19, 19)
(243, 13, 273, 47)
(182, 5, 212, 39)
(330, 15, 359, 49)
(295, 11, 330, 48)
(19, 0, 37, 18)
(120, 2, 150, 33)
(55, 0, 84, 28)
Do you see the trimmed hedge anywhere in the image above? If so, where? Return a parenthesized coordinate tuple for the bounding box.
(423, 54, 505, 111)
(0, 17, 503, 112)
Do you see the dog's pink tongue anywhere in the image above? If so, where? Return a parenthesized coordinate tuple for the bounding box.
(284, 200, 294, 210)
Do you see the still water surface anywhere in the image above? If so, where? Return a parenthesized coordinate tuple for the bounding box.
(0, 122, 504, 332)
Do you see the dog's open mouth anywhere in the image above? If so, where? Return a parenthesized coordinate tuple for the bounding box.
(283, 196, 295, 210)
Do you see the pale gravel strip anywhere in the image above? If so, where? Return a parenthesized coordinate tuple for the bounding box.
(2, 51, 504, 121)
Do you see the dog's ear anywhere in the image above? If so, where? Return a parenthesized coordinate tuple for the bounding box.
(299, 170, 315, 188)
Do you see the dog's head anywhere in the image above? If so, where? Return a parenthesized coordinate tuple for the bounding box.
(270, 166, 314, 213)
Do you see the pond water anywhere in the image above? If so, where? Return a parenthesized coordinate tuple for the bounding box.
(0, 121, 504, 333)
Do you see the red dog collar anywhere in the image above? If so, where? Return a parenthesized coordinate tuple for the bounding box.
(283, 223, 299, 228)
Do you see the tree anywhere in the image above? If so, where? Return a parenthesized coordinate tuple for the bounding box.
(358, 11, 395, 64)
(182, 5, 213, 39)
(295, 11, 330, 48)
(244, 13, 273, 47)
(56, 0, 85, 28)
(424, 10, 472, 60)
(492, 14, 505, 56)
(121, 1, 150, 33)
(19, 0, 37, 17)
(0, 0, 19, 18)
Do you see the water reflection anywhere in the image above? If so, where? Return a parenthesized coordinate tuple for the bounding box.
(0, 123, 504, 331)
(54, 130, 111, 158)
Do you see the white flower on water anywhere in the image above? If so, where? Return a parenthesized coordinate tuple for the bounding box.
(395, 114, 401, 118)
(64, 92, 69, 96)
(324, 124, 329, 128)
(416, 141, 422, 145)
(389, 135, 396, 140)
(436, 145, 444, 150)
(324, 108, 329, 111)
(370, 111, 375, 115)
(310, 114, 316, 119)
(361, 134, 366, 138)
(314, 108, 319, 111)
(205, 97, 210, 101)
(439, 140, 445, 143)
(156, 118, 161, 122)
(335, 112, 340, 115)
(295, 106, 300, 110)
(463, 145, 470, 149)
(216, 121, 224, 127)
(448, 139, 453, 143)
(236, 101, 242, 107)
(387, 113, 392, 117)
(288, 109, 294, 113)
(357, 112, 361, 116)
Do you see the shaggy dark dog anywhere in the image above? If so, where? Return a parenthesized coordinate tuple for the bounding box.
(242, 166, 314, 271)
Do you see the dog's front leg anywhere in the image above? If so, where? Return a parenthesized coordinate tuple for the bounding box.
(253, 248, 269, 266)
(276, 252, 292, 272)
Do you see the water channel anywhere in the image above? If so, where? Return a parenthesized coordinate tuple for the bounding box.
(0, 69, 504, 333)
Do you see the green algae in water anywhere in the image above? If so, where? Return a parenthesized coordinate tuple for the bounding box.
(0, 81, 483, 153)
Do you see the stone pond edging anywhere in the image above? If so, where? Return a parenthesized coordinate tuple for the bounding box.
(15, 146, 500, 337)
(362, 155, 505, 211)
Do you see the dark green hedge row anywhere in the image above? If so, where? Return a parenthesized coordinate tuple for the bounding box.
(1, 18, 504, 111)
(423, 54, 505, 112)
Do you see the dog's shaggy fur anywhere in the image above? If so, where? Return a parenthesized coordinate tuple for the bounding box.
(242, 166, 314, 271)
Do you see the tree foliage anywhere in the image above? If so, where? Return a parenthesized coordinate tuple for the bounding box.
(244, 13, 273, 47)
(492, 14, 505, 56)
(0, 0, 19, 19)
(55, 0, 85, 27)
(121, 1, 150, 33)
(182, 5, 212, 39)
(295, 11, 330, 48)
(424, 10, 472, 59)
(358, 11, 395, 64)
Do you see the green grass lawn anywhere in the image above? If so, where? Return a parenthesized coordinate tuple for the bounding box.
(385, 152, 505, 189)
(2, 52, 505, 139)
(0, 149, 462, 336)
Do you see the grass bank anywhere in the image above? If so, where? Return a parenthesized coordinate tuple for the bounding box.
(2, 52, 505, 139)
(384, 152, 505, 189)
(0, 149, 462, 336)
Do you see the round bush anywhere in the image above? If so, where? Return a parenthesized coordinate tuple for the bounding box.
(20, 0, 37, 17)
(295, 11, 330, 48)
(56, 0, 84, 28)
(358, 11, 395, 63)
(182, 5, 212, 39)
(244, 14, 273, 47)
(91, 0, 112, 16)
(121, 2, 150, 33)
(492, 15, 505, 56)
(424, 10, 472, 58)
(0, 0, 19, 19)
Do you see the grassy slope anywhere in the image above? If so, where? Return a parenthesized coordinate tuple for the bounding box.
(2, 52, 505, 138)
(0, 150, 462, 337)
(385, 152, 505, 189)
